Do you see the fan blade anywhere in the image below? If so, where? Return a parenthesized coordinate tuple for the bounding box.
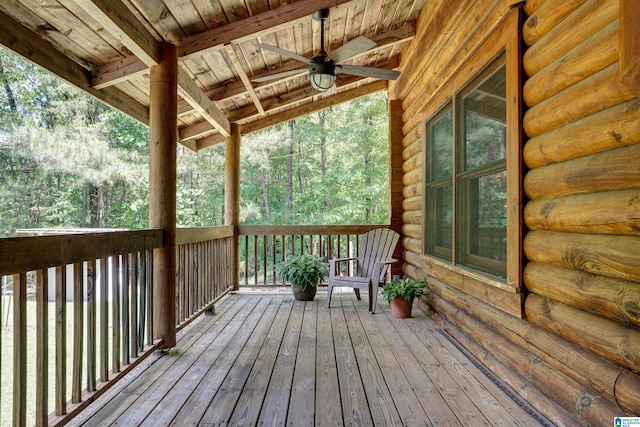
(256, 43, 311, 64)
(326, 36, 376, 63)
(252, 68, 308, 82)
(338, 64, 400, 80)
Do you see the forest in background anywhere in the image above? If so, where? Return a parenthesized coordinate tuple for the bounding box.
(0, 48, 390, 237)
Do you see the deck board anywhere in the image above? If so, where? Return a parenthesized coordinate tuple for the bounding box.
(69, 293, 548, 427)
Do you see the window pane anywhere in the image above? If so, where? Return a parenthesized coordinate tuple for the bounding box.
(434, 185, 453, 251)
(464, 65, 506, 171)
(426, 184, 452, 260)
(460, 170, 507, 277)
(431, 109, 453, 182)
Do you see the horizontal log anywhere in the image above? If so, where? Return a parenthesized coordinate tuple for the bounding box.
(523, 63, 635, 138)
(523, 20, 618, 107)
(401, 210, 422, 225)
(402, 236, 422, 255)
(428, 276, 640, 413)
(402, 136, 422, 161)
(524, 0, 547, 16)
(402, 151, 422, 174)
(402, 123, 422, 149)
(402, 168, 421, 186)
(401, 224, 421, 239)
(523, 0, 617, 76)
(523, 0, 588, 46)
(403, 182, 422, 198)
(617, 370, 640, 416)
(431, 290, 618, 426)
(524, 231, 640, 282)
(175, 226, 234, 245)
(402, 196, 422, 212)
(524, 143, 640, 199)
(526, 293, 640, 372)
(523, 99, 640, 168)
(524, 189, 640, 235)
(524, 262, 640, 327)
(0, 230, 163, 276)
(403, 250, 422, 273)
(433, 314, 585, 427)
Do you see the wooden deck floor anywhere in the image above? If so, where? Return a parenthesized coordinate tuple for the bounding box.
(69, 292, 548, 426)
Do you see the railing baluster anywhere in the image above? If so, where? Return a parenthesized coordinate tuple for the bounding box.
(111, 256, 121, 374)
(146, 250, 154, 347)
(71, 262, 83, 403)
(253, 235, 258, 285)
(55, 265, 66, 415)
(13, 272, 27, 427)
(87, 260, 96, 392)
(99, 258, 109, 382)
(130, 252, 138, 359)
(35, 269, 48, 427)
(121, 255, 129, 366)
(139, 251, 146, 353)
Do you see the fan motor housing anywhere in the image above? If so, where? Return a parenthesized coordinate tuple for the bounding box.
(309, 59, 335, 76)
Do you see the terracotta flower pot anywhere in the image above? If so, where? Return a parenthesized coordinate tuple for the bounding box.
(390, 296, 414, 318)
(292, 284, 317, 301)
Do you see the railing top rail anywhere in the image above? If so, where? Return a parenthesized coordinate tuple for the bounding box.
(0, 229, 163, 275)
(238, 224, 388, 236)
(176, 225, 234, 245)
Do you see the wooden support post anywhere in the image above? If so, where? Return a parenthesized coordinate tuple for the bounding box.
(225, 123, 241, 290)
(150, 42, 177, 349)
(388, 99, 404, 279)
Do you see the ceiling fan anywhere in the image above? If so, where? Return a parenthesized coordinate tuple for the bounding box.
(253, 8, 400, 92)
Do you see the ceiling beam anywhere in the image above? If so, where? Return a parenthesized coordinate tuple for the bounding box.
(176, 0, 357, 59)
(225, 45, 265, 115)
(0, 10, 149, 125)
(180, 56, 400, 142)
(197, 80, 388, 150)
(92, 55, 149, 89)
(177, 67, 231, 136)
(175, 24, 414, 115)
(79, 0, 159, 67)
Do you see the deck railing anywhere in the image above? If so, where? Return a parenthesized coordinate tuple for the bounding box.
(175, 226, 236, 326)
(238, 225, 384, 286)
(0, 226, 236, 427)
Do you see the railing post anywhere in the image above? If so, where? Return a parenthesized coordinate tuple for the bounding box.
(225, 123, 241, 290)
(150, 42, 177, 349)
(388, 99, 404, 279)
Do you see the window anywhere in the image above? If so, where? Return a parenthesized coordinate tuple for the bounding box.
(425, 52, 510, 280)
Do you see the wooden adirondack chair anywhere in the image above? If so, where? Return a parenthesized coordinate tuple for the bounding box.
(326, 228, 399, 313)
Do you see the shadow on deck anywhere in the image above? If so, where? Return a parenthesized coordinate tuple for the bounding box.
(68, 292, 550, 426)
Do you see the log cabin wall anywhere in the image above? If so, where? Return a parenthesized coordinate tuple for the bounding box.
(391, 0, 640, 425)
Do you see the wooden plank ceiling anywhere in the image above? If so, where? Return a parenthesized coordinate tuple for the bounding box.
(0, 0, 421, 151)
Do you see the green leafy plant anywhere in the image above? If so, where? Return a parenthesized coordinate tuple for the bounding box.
(275, 254, 329, 290)
(381, 277, 428, 302)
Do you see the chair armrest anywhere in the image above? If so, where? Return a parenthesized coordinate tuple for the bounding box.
(375, 258, 397, 266)
(329, 257, 358, 263)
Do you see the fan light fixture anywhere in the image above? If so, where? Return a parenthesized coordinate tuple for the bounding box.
(309, 61, 335, 92)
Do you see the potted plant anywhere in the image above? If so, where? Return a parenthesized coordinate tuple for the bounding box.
(275, 254, 329, 301)
(381, 277, 428, 318)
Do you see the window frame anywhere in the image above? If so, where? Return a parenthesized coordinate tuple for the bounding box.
(421, 8, 523, 314)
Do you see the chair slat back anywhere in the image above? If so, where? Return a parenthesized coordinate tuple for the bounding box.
(358, 228, 399, 282)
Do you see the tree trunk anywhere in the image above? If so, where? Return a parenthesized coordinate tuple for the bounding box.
(363, 113, 372, 222)
(260, 169, 270, 221)
(0, 56, 17, 114)
(286, 120, 294, 212)
(318, 110, 329, 211)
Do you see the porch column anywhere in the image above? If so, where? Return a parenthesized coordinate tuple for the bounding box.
(225, 122, 241, 290)
(388, 99, 404, 279)
(149, 42, 177, 349)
